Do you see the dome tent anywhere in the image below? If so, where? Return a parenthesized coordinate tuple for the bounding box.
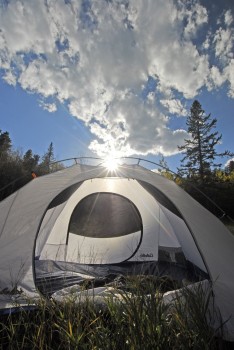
(0, 161, 234, 340)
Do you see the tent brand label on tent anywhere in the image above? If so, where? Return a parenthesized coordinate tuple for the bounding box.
(140, 253, 154, 258)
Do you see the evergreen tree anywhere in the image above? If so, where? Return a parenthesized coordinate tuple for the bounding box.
(0, 131, 24, 198)
(0, 130, 12, 161)
(37, 142, 64, 174)
(178, 100, 233, 182)
(39, 142, 55, 174)
(0, 133, 64, 199)
(22, 149, 40, 173)
(158, 155, 169, 172)
(225, 160, 234, 174)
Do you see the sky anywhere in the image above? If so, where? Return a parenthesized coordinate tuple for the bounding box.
(0, 0, 233, 172)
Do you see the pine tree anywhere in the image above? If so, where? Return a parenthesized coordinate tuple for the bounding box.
(225, 160, 234, 174)
(158, 155, 174, 181)
(158, 155, 169, 172)
(0, 130, 12, 161)
(178, 100, 233, 182)
(22, 149, 40, 173)
(39, 142, 55, 174)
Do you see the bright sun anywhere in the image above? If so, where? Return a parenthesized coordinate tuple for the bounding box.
(104, 157, 119, 171)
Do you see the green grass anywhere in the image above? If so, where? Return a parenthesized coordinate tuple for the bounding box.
(0, 276, 229, 350)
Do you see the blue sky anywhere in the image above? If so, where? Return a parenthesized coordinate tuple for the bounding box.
(0, 78, 94, 159)
(0, 0, 233, 172)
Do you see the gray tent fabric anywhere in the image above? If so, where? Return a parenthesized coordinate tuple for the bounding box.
(0, 163, 234, 340)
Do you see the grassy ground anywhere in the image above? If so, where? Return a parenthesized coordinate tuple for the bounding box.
(0, 276, 230, 349)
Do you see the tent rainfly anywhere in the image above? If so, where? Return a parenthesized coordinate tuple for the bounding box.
(0, 163, 234, 340)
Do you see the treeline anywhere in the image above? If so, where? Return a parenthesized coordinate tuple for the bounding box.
(160, 168, 234, 218)
(0, 130, 64, 200)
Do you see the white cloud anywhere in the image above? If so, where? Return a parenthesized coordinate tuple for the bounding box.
(207, 65, 226, 90)
(202, 35, 210, 50)
(0, 1, 53, 54)
(160, 99, 187, 116)
(39, 101, 57, 113)
(2, 70, 17, 85)
(0, 0, 233, 158)
(224, 59, 234, 98)
(213, 10, 234, 63)
(224, 10, 233, 27)
(178, 2, 208, 39)
(213, 27, 233, 60)
(88, 93, 188, 156)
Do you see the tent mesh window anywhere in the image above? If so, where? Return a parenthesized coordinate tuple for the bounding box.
(68, 192, 143, 238)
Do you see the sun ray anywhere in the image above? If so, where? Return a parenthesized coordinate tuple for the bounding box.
(103, 157, 119, 171)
